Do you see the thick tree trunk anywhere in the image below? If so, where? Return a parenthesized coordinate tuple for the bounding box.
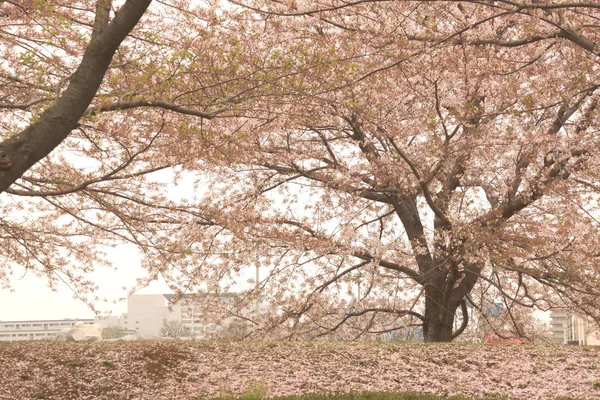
(422, 285, 460, 342)
(423, 310, 456, 342)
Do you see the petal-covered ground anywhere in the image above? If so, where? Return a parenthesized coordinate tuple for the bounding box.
(0, 341, 598, 399)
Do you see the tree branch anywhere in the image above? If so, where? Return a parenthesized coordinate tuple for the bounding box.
(92, 0, 112, 40)
(0, 98, 53, 110)
(352, 251, 424, 285)
(451, 300, 469, 339)
(85, 99, 223, 119)
(0, 0, 153, 193)
(388, 136, 452, 229)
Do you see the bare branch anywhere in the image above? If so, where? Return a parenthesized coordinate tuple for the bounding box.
(85, 99, 223, 119)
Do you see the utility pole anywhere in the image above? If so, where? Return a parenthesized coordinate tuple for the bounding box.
(255, 265, 260, 315)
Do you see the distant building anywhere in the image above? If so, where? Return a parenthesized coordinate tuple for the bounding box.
(94, 314, 126, 329)
(0, 318, 94, 342)
(0, 293, 264, 341)
(550, 310, 600, 345)
(0, 315, 130, 342)
(124, 293, 266, 338)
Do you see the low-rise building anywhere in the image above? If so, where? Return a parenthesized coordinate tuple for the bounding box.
(0, 318, 94, 341)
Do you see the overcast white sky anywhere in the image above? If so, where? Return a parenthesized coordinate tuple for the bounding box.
(0, 163, 216, 322)
(0, 247, 171, 321)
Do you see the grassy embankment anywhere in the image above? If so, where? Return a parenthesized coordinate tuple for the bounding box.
(208, 392, 585, 400)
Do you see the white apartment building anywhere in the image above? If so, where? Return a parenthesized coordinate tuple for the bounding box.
(125, 293, 266, 338)
(0, 293, 263, 341)
(0, 318, 94, 342)
(550, 310, 600, 345)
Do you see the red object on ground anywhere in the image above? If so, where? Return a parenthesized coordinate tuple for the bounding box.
(485, 333, 524, 344)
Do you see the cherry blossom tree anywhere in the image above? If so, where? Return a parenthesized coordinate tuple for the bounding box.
(1, 1, 600, 342)
(168, 0, 600, 342)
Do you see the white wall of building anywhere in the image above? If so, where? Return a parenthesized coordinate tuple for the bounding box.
(0, 319, 94, 341)
(550, 310, 600, 346)
(125, 294, 171, 336)
(94, 315, 126, 328)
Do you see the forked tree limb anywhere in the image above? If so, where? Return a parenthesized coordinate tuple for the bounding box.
(0, 0, 153, 193)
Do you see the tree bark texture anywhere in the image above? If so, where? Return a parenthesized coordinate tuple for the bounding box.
(423, 284, 460, 342)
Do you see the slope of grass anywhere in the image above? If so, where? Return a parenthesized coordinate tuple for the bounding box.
(207, 391, 583, 400)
